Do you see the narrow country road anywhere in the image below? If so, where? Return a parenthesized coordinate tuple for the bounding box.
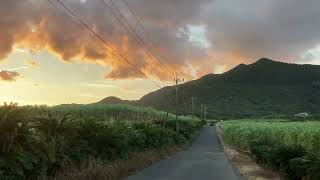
(127, 127, 241, 180)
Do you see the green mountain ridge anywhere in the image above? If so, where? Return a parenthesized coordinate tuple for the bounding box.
(98, 58, 320, 118)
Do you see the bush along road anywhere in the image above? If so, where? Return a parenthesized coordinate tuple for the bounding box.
(0, 103, 203, 179)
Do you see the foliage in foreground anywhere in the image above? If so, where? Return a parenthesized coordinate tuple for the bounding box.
(0, 103, 203, 179)
(221, 120, 320, 180)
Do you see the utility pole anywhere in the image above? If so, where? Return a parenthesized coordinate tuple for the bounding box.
(200, 104, 207, 121)
(200, 104, 203, 121)
(174, 75, 183, 132)
(191, 97, 198, 120)
(204, 105, 207, 121)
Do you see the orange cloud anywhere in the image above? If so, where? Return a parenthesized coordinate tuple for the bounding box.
(0, 70, 20, 82)
(2, 0, 320, 84)
(0, 0, 217, 81)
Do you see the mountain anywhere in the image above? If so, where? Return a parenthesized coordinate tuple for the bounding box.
(98, 96, 134, 104)
(98, 58, 320, 118)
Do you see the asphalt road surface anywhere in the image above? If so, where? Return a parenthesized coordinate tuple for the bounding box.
(127, 127, 241, 180)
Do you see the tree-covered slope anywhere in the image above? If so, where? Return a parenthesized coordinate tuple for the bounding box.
(99, 58, 320, 118)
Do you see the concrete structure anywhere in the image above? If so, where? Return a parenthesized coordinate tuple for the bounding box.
(294, 112, 310, 118)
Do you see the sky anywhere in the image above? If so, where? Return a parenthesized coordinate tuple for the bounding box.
(1, 0, 320, 105)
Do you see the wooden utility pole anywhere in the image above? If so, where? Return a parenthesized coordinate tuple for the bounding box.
(200, 104, 203, 121)
(200, 104, 207, 121)
(174, 76, 183, 132)
(204, 105, 207, 121)
(191, 97, 198, 120)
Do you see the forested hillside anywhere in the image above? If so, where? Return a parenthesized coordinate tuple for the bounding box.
(99, 58, 320, 118)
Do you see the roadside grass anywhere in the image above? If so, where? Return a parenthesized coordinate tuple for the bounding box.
(0, 103, 203, 179)
(55, 146, 185, 180)
(220, 119, 320, 180)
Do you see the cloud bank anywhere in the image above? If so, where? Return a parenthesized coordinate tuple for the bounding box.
(1, 0, 320, 81)
(0, 70, 20, 81)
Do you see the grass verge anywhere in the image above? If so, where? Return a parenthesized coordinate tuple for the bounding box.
(55, 146, 186, 180)
(0, 103, 203, 179)
(219, 120, 320, 180)
(216, 124, 280, 180)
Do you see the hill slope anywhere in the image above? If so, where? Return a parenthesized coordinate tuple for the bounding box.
(98, 96, 134, 104)
(99, 58, 320, 118)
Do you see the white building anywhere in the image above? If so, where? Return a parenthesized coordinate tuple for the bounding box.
(294, 112, 310, 118)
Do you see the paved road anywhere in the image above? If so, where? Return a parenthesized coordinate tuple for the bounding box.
(127, 127, 241, 180)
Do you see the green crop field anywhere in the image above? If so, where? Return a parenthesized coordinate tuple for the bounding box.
(0, 103, 203, 179)
(220, 119, 320, 179)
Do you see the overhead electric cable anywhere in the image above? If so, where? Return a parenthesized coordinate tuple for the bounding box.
(51, 0, 162, 89)
(101, 0, 176, 76)
(121, 0, 180, 76)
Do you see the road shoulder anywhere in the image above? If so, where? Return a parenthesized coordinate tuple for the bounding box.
(216, 125, 281, 180)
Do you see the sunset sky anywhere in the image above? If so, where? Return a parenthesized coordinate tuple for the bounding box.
(1, 0, 320, 105)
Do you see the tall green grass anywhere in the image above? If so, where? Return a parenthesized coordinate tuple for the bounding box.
(221, 120, 320, 179)
(0, 103, 203, 179)
(23, 103, 173, 122)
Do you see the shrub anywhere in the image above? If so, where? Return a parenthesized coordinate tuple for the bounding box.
(0, 103, 203, 178)
(221, 120, 320, 179)
(309, 159, 320, 180)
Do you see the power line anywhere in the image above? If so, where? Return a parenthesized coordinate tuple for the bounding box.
(47, 0, 96, 41)
(121, 0, 179, 77)
(48, 0, 180, 117)
(47, 0, 84, 31)
(122, 0, 211, 116)
(52, 0, 162, 89)
(121, 0, 210, 95)
(101, 0, 181, 111)
(108, 0, 175, 76)
(100, 0, 143, 51)
(122, 1, 201, 119)
(101, 0, 176, 76)
(103, 0, 194, 114)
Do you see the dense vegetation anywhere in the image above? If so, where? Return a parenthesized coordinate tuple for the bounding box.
(99, 58, 320, 118)
(221, 120, 320, 179)
(0, 103, 203, 179)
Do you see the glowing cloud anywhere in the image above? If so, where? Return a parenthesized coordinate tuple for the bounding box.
(0, 70, 20, 82)
(2, 0, 320, 81)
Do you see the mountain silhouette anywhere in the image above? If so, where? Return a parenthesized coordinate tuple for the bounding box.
(98, 58, 320, 118)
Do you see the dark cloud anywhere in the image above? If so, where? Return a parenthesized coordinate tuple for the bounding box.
(202, 0, 320, 64)
(1, 0, 320, 80)
(0, 32, 14, 60)
(0, 0, 210, 80)
(0, 70, 20, 81)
